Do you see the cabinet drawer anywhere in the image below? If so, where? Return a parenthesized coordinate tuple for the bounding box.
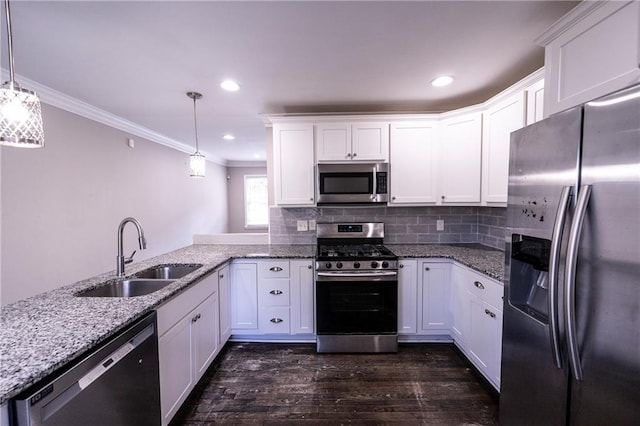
(258, 261, 290, 279)
(466, 272, 503, 308)
(259, 279, 290, 306)
(259, 307, 291, 334)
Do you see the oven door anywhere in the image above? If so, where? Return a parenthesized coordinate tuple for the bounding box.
(316, 271, 398, 334)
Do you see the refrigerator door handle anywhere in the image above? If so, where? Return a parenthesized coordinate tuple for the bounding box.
(565, 184, 592, 381)
(548, 185, 572, 369)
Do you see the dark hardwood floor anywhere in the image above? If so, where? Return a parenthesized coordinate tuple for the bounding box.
(170, 342, 499, 425)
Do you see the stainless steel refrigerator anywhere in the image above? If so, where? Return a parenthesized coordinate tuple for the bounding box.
(500, 83, 640, 425)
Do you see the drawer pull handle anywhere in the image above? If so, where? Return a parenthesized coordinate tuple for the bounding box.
(269, 266, 283, 272)
(270, 318, 283, 324)
(484, 309, 496, 318)
(269, 289, 283, 295)
(191, 313, 201, 323)
(474, 281, 485, 290)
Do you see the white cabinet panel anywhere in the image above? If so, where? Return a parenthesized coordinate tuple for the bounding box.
(273, 123, 315, 206)
(526, 78, 545, 125)
(218, 266, 231, 344)
(440, 112, 482, 203)
(193, 293, 219, 379)
(231, 263, 258, 331)
(418, 262, 451, 334)
(541, 1, 640, 115)
(450, 264, 470, 348)
(468, 295, 503, 388)
(482, 93, 525, 204)
(316, 123, 352, 161)
(351, 122, 389, 161)
(389, 121, 438, 204)
(398, 259, 418, 334)
(290, 260, 315, 335)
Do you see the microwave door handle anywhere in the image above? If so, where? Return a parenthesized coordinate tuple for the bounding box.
(372, 166, 377, 200)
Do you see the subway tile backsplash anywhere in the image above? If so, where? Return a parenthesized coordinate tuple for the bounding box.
(269, 206, 506, 250)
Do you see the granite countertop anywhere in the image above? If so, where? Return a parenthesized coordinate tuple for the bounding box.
(0, 243, 503, 404)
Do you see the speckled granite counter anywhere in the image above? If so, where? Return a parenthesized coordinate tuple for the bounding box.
(0, 242, 503, 404)
(387, 244, 505, 281)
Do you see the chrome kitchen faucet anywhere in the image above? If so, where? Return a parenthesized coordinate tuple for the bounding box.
(116, 217, 147, 276)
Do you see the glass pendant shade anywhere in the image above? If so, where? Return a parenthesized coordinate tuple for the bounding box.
(189, 151, 206, 178)
(0, 82, 44, 147)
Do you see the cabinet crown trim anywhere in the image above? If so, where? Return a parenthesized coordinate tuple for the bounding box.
(535, 0, 617, 46)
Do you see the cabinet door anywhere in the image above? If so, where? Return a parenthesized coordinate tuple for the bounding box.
(398, 259, 418, 334)
(231, 263, 258, 331)
(218, 266, 231, 344)
(418, 262, 451, 334)
(351, 122, 389, 161)
(440, 112, 482, 203)
(389, 121, 438, 204)
(525, 78, 545, 125)
(316, 123, 352, 162)
(482, 92, 525, 204)
(468, 294, 503, 389)
(273, 123, 315, 205)
(159, 314, 193, 425)
(193, 293, 219, 381)
(290, 260, 315, 335)
(449, 264, 471, 348)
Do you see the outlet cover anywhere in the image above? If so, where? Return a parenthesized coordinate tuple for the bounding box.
(308, 219, 316, 231)
(436, 219, 445, 231)
(297, 220, 308, 231)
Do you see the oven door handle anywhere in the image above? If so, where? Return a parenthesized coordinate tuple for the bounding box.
(316, 271, 398, 281)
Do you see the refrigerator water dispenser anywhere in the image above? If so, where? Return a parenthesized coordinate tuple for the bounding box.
(509, 234, 551, 323)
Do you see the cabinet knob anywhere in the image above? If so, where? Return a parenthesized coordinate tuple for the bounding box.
(219, 274, 224, 279)
(346, 153, 352, 158)
(308, 265, 313, 269)
(269, 289, 283, 295)
(270, 318, 283, 324)
(474, 281, 485, 290)
(392, 196, 396, 200)
(310, 197, 314, 201)
(352, 152, 357, 157)
(441, 195, 445, 200)
(425, 267, 430, 271)
(269, 266, 283, 272)
(191, 313, 202, 323)
(484, 308, 496, 318)
(399, 264, 404, 268)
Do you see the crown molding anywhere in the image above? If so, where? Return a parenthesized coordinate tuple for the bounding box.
(535, 0, 608, 46)
(226, 160, 267, 168)
(1, 69, 228, 166)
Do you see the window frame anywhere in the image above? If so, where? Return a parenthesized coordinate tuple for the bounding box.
(243, 174, 269, 229)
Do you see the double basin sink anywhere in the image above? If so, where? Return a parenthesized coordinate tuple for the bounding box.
(76, 264, 203, 298)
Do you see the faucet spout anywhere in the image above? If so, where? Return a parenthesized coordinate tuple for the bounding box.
(117, 217, 147, 276)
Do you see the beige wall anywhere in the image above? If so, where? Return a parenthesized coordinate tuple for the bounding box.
(227, 165, 268, 233)
(0, 104, 228, 305)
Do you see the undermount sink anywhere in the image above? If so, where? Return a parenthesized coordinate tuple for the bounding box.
(77, 279, 175, 298)
(76, 264, 203, 298)
(132, 264, 203, 280)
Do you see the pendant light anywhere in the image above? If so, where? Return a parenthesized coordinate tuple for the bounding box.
(187, 91, 205, 178)
(0, 0, 44, 148)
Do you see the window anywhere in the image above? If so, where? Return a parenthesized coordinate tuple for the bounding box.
(244, 175, 268, 228)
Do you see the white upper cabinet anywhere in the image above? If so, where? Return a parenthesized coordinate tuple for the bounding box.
(538, 1, 640, 116)
(439, 112, 482, 204)
(389, 121, 438, 205)
(482, 92, 525, 205)
(273, 123, 315, 206)
(316, 122, 389, 162)
(525, 78, 545, 125)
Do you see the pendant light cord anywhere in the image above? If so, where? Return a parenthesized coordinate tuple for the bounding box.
(192, 96, 199, 153)
(4, 0, 16, 84)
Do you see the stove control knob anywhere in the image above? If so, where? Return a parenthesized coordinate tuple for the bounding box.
(325, 262, 332, 269)
(371, 261, 379, 268)
(354, 262, 361, 269)
(382, 261, 389, 269)
(336, 262, 343, 269)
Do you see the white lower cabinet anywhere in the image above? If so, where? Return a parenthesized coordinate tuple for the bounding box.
(418, 262, 451, 334)
(157, 273, 220, 425)
(218, 265, 231, 344)
(398, 259, 418, 334)
(231, 259, 315, 337)
(450, 263, 504, 390)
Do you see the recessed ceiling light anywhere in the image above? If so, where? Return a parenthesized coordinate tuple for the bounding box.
(223, 134, 235, 140)
(220, 79, 240, 92)
(431, 75, 454, 87)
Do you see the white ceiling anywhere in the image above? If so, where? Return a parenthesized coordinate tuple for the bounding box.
(1, 1, 578, 164)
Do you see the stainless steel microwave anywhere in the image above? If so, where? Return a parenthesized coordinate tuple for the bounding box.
(316, 163, 389, 205)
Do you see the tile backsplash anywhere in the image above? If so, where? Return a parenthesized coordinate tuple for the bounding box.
(269, 206, 506, 250)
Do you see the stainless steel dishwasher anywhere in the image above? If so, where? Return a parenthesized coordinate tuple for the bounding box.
(11, 312, 161, 426)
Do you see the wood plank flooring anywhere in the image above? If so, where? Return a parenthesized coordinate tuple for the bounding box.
(170, 342, 499, 425)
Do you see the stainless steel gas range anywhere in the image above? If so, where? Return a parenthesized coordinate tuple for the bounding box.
(315, 222, 398, 353)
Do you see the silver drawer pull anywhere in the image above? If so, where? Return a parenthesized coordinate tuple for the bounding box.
(270, 318, 283, 324)
(484, 309, 496, 318)
(474, 281, 485, 290)
(269, 266, 283, 272)
(191, 313, 201, 323)
(269, 289, 283, 295)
